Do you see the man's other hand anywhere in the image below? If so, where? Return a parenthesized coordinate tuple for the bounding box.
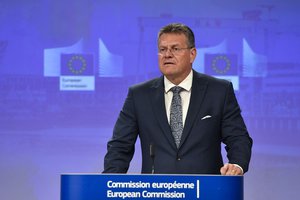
(220, 163, 243, 175)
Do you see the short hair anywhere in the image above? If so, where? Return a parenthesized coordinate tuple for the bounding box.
(158, 23, 195, 48)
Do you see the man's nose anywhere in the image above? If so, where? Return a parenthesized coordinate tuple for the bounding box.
(164, 48, 174, 57)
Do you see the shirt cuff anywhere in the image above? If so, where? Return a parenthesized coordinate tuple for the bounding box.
(233, 164, 244, 174)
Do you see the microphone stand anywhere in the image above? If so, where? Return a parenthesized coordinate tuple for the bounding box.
(150, 144, 155, 174)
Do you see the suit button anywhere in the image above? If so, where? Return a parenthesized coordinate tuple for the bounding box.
(177, 157, 181, 161)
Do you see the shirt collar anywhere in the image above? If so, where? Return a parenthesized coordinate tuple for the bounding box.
(164, 70, 193, 93)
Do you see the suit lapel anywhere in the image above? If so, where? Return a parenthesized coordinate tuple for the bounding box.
(179, 71, 208, 148)
(150, 77, 177, 149)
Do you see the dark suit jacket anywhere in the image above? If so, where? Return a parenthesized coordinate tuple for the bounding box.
(103, 70, 252, 174)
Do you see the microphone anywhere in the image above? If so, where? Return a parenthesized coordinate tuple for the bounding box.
(150, 144, 155, 174)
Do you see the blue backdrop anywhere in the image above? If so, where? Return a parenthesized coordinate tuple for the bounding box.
(0, 1, 300, 199)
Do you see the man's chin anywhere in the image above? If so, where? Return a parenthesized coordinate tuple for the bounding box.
(161, 70, 176, 76)
(160, 66, 176, 73)
(162, 72, 179, 80)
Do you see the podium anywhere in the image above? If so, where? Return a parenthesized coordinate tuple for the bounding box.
(61, 174, 243, 200)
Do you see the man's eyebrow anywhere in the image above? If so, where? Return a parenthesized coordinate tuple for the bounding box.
(159, 44, 180, 48)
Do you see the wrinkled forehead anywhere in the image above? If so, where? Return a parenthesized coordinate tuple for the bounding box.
(158, 33, 188, 47)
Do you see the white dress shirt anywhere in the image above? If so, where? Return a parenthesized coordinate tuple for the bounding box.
(164, 70, 193, 127)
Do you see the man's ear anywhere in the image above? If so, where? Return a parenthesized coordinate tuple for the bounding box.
(190, 47, 197, 63)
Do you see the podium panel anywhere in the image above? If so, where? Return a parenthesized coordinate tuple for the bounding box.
(61, 174, 243, 200)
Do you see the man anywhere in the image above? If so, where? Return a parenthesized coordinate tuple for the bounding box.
(103, 23, 252, 175)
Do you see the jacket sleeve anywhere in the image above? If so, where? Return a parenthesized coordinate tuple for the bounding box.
(103, 87, 139, 173)
(221, 82, 253, 173)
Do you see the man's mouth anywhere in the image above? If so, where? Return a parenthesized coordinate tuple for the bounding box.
(164, 61, 175, 65)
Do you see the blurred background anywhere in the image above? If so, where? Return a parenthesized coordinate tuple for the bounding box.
(0, 0, 300, 199)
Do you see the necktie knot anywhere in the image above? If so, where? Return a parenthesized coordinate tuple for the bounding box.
(170, 86, 184, 94)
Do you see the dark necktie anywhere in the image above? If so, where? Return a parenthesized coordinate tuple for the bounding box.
(170, 86, 184, 148)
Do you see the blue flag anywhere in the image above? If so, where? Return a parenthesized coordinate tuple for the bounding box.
(61, 54, 94, 76)
(205, 54, 238, 75)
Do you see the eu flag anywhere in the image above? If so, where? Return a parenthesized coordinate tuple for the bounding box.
(205, 54, 238, 75)
(61, 54, 94, 76)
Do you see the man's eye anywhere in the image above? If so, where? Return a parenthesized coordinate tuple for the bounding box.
(173, 47, 180, 52)
(159, 48, 166, 53)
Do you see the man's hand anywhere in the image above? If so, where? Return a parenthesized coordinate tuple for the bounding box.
(220, 163, 243, 175)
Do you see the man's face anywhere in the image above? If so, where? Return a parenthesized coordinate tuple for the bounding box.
(158, 33, 196, 84)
